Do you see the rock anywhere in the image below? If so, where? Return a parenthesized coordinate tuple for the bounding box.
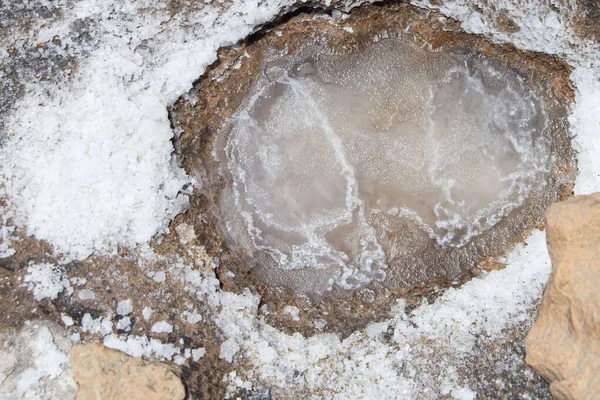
(526, 193, 600, 400)
(70, 344, 186, 400)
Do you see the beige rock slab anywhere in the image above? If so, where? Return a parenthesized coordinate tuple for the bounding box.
(70, 343, 186, 400)
(526, 193, 600, 400)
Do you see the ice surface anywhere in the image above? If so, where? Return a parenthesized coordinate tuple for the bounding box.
(224, 38, 550, 290)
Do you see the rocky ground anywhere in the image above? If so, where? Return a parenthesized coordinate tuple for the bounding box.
(1, 1, 599, 399)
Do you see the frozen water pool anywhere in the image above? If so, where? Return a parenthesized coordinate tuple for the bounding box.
(172, 5, 575, 316)
(222, 38, 553, 291)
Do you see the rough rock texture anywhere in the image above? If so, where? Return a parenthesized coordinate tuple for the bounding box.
(574, 0, 600, 40)
(526, 193, 600, 400)
(0, 323, 77, 399)
(70, 344, 186, 400)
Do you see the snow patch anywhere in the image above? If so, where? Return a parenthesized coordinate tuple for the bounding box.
(192, 347, 206, 361)
(116, 317, 132, 332)
(116, 299, 133, 316)
(151, 321, 173, 334)
(103, 334, 180, 361)
(0, 0, 298, 260)
(81, 313, 113, 336)
(24, 263, 72, 301)
(142, 307, 153, 321)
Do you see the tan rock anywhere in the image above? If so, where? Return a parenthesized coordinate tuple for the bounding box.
(70, 344, 186, 400)
(526, 193, 600, 400)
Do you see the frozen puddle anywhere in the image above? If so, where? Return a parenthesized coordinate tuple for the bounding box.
(172, 5, 575, 313)
(222, 38, 551, 291)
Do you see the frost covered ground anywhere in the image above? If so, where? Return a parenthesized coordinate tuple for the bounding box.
(0, 0, 599, 399)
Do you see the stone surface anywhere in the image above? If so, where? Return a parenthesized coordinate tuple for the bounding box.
(526, 193, 600, 400)
(70, 344, 186, 400)
(0, 323, 77, 400)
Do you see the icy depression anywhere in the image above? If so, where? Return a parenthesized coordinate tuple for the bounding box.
(210, 37, 559, 293)
(165, 7, 577, 307)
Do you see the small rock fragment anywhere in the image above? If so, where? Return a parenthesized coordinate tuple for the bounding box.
(526, 193, 600, 400)
(70, 344, 185, 400)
